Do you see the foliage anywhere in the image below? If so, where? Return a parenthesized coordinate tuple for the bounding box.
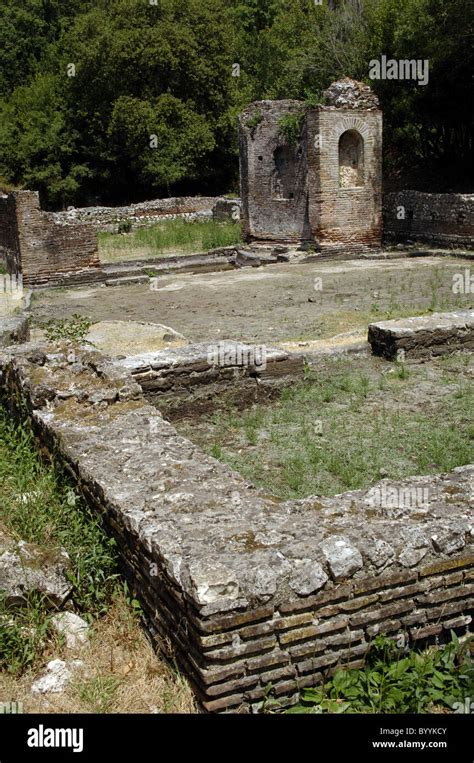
(287, 633, 474, 714)
(0, 410, 120, 672)
(0, 0, 472, 205)
(278, 111, 305, 146)
(245, 113, 263, 133)
(42, 313, 92, 343)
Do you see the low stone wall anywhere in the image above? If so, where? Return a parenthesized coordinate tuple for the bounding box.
(0, 343, 472, 712)
(368, 310, 474, 360)
(384, 191, 474, 249)
(115, 342, 304, 414)
(52, 197, 226, 233)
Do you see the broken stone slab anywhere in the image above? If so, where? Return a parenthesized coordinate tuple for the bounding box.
(114, 341, 304, 400)
(368, 310, 474, 360)
(85, 320, 187, 358)
(31, 658, 84, 694)
(104, 275, 150, 287)
(0, 316, 30, 348)
(234, 249, 278, 268)
(0, 525, 72, 608)
(50, 612, 90, 649)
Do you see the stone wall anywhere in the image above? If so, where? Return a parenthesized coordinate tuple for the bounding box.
(0, 191, 102, 287)
(116, 342, 304, 415)
(384, 191, 474, 248)
(369, 311, 474, 360)
(0, 343, 472, 712)
(52, 196, 224, 233)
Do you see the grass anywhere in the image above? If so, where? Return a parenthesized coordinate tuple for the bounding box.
(176, 352, 474, 500)
(0, 409, 119, 673)
(98, 218, 242, 262)
(0, 409, 195, 711)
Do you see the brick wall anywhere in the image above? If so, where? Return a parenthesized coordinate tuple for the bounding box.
(307, 108, 383, 251)
(1, 191, 102, 287)
(384, 191, 474, 248)
(239, 87, 383, 252)
(239, 101, 309, 244)
(0, 195, 20, 273)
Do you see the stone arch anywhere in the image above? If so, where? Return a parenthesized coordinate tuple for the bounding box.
(338, 129, 364, 188)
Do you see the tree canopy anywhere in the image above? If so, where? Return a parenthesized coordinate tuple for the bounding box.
(0, 0, 471, 207)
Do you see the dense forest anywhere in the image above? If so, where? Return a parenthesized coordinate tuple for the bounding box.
(0, 0, 472, 208)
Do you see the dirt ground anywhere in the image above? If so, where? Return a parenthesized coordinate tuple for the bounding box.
(29, 256, 473, 346)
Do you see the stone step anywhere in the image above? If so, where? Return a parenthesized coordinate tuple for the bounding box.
(104, 275, 150, 287)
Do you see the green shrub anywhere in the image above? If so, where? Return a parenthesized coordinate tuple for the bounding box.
(288, 633, 474, 714)
(42, 313, 92, 343)
(278, 111, 305, 146)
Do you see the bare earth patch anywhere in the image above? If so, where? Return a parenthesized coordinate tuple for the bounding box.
(0, 593, 196, 714)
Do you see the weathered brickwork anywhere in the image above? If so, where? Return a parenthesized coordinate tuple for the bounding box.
(0, 344, 472, 712)
(0, 191, 102, 287)
(384, 191, 474, 249)
(239, 79, 383, 253)
(0, 194, 21, 273)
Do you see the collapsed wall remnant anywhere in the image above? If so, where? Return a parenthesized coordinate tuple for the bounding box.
(115, 341, 304, 414)
(0, 191, 102, 287)
(369, 310, 474, 360)
(384, 191, 474, 249)
(239, 78, 383, 253)
(0, 342, 472, 712)
(52, 196, 229, 232)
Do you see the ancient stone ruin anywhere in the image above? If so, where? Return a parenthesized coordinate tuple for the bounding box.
(239, 79, 383, 253)
(0, 326, 472, 712)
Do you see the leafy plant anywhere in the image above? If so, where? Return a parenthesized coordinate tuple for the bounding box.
(288, 633, 474, 714)
(246, 112, 263, 134)
(43, 314, 92, 344)
(117, 220, 132, 234)
(278, 111, 305, 146)
(0, 592, 50, 674)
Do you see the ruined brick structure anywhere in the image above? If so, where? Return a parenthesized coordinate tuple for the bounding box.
(384, 191, 474, 249)
(0, 191, 101, 287)
(239, 78, 383, 253)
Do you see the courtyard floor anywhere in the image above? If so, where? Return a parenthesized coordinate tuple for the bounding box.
(29, 256, 473, 346)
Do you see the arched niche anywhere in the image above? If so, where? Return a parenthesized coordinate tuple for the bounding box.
(338, 129, 364, 188)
